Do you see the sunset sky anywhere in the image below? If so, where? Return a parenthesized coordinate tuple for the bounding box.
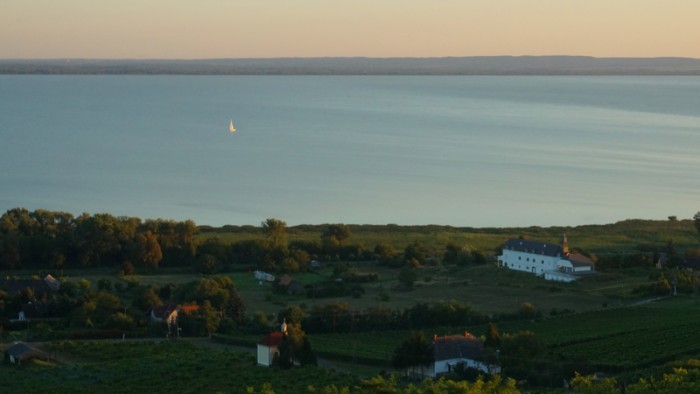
(2, 0, 698, 59)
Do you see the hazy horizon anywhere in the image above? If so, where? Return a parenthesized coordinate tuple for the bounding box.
(2, 1, 699, 59)
(3, 55, 700, 61)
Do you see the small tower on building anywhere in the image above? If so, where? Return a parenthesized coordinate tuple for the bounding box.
(562, 234, 570, 256)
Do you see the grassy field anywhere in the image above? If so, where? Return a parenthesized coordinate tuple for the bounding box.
(234, 263, 654, 317)
(199, 219, 698, 254)
(4, 259, 656, 318)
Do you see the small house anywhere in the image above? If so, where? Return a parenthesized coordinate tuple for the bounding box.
(428, 332, 499, 377)
(150, 304, 200, 337)
(257, 320, 288, 367)
(277, 274, 305, 295)
(257, 332, 284, 367)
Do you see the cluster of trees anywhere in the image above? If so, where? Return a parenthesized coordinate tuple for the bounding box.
(0, 208, 196, 271)
(0, 275, 246, 339)
(278, 300, 541, 335)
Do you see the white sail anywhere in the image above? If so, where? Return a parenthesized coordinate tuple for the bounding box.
(229, 119, 236, 133)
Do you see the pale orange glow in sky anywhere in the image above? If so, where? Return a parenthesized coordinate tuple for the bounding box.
(1, 0, 698, 59)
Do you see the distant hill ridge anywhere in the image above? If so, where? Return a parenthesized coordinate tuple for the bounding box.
(2, 56, 700, 75)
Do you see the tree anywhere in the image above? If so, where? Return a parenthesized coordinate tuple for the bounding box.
(374, 242, 401, 266)
(133, 286, 163, 312)
(322, 224, 351, 246)
(398, 266, 418, 289)
(135, 230, 163, 270)
(391, 331, 434, 376)
(180, 277, 246, 323)
(278, 305, 305, 325)
(195, 253, 220, 274)
(484, 322, 501, 349)
(199, 300, 221, 337)
(262, 218, 287, 248)
(276, 323, 316, 368)
(695, 211, 700, 241)
(500, 331, 546, 381)
(443, 243, 470, 265)
(404, 241, 429, 266)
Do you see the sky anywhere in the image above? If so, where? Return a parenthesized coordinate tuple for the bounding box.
(1, 0, 699, 59)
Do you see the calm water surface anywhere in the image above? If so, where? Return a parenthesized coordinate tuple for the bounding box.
(1, 75, 698, 227)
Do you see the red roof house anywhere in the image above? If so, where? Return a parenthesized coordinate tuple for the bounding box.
(257, 331, 284, 367)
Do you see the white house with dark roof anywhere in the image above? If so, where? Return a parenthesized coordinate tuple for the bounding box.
(498, 235, 594, 282)
(427, 332, 500, 377)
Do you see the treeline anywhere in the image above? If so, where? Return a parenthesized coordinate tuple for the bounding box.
(274, 300, 541, 335)
(0, 208, 197, 271)
(0, 209, 490, 274)
(3, 207, 697, 273)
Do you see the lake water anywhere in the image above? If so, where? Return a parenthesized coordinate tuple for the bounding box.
(1, 75, 698, 227)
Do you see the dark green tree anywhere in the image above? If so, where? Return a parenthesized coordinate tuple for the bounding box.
(200, 300, 221, 337)
(278, 305, 305, 325)
(374, 242, 398, 265)
(443, 242, 470, 265)
(133, 285, 163, 312)
(484, 322, 501, 349)
(500, 331, 546, 381)
(276, 323, 316, 368)
(398, 266, 418, 289)
(391, 331, 434, 376)
(177, 277, 246, 323)
(322, 224, 351, 246)
(694, 211, 700, 241)
(404, 241, 429, 266)
(195, 253, 220, 274)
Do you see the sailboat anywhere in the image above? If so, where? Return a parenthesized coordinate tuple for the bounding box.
(229, 119, 236, 134)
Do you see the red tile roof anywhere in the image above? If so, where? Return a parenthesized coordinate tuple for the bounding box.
(568, 253, 594, 267)
(179, 305, 200, 313)
(259, 332, 284, 347)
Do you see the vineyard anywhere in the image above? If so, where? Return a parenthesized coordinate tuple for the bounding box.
(0, 341, 358, 394)
(214, 297, 700, 375)
(477, 298, 700, 372)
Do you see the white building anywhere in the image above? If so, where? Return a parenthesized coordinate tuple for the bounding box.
(256, 320, 288, 367)
(426, 333, 500, 377)
(498, 235, 594, 282)
(256, 332, 283, 366)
